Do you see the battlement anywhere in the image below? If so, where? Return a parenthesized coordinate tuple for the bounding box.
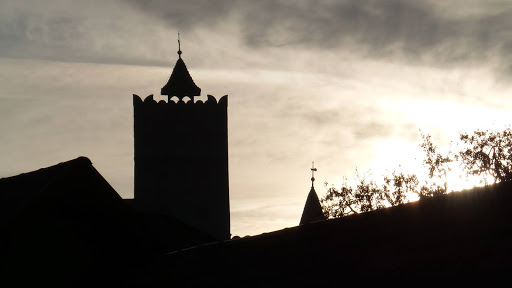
(133, 94, 228, 107)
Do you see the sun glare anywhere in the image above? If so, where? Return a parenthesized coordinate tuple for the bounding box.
(446, 165, 494, 193)
(369, 136, 493, 198)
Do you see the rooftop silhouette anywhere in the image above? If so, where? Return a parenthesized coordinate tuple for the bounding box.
(0, 157, 151, 287)
(152, 181, 512, 286)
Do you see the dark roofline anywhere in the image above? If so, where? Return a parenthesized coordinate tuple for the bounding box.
(156, 181, 512, 285)
(0, 156, 123, 229)
(0, 156, 92, 182)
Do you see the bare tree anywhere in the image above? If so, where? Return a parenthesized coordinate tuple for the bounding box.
(353, 170, 386, 213)
(457, 127, 512, 184)
(382, 169, 418, 206)
(419, 133, 452, 195)
(321, 128, 512, 218)
(321, 169, 417, 217)
(321, 178, 358, 218)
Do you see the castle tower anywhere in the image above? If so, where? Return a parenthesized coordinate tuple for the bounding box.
(133, 44, 230, 241)
(300, 162, 326, 225)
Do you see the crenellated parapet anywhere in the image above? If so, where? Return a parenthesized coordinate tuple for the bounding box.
(133, 93, 228, 157)
(133, 94, 228, 107)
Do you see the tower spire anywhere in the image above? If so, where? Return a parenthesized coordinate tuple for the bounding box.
(161, 31, 201, 102)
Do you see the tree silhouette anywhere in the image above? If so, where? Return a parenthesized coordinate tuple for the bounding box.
(457, 127, 512, 184)
(353, 170, 386, 213)
(321, 127, 512, 218)
(322, 169, 419, 217)
(322, 178, 357, 218)
(383, 170, 418, 205)
(417, 133, 451, 199)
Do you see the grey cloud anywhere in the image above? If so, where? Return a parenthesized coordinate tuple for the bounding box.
(127, 0, 512, 72)
(3, 0, 512, 74)
(238, 0, 512, 66)
(0, 0, 171, 66)
(125, 0, 236, 30)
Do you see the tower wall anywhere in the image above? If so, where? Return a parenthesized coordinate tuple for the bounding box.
(133, 94, 230, 241)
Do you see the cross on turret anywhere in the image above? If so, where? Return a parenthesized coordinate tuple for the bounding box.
(311, 162, 317, 188)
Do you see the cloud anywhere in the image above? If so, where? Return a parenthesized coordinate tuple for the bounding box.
(0, 0, 176, 66)
(126, 0, 512, 75)
(2, 0, 512, 78)
(125, 0, 236, 29)
(239, 1, 512, 68)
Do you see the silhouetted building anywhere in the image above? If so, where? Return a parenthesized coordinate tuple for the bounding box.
(133, 47, 230, 241)
(0, 157, 150, 287)
(300, 163, 327, 225)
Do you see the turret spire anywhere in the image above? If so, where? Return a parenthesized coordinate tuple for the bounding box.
(161, 32, 201, 102)
(300, 162, 327, 225)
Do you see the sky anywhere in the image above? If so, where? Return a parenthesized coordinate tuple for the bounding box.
(1, 0, 512, 236)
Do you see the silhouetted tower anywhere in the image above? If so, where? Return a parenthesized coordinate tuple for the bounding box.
(133, 39, 229, 241)
(300, 162, 327, 225)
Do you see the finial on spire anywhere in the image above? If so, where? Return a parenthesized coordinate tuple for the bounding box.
(177, 31, 182, 58)
(311, 162, 317, 188)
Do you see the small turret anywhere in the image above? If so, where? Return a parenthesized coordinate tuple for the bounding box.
(300, 162, 327, 225)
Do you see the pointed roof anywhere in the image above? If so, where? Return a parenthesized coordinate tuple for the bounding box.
(299, 186, 326, 225)
(161, 57, 201, 101)
(300, 162, 326, 225)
